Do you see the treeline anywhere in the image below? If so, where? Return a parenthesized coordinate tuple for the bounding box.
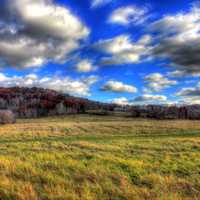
(0, 87, 112, 118)
(129, 105, 200, 120)
(0, 87, 200, 120)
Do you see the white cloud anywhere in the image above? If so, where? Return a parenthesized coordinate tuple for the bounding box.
(150, 4, 200, 75)
(0, 0, 89, 68)
(101, 80, 137, 93)
(75, 59, 95, 73)
(176, 83, 200, 97)
(0, 73, 98, 96)
(12, 0, 89, 40)
(133, 94, 167, 103)
(167, 70, 200, 78)
(108, 5, 149, 25)
(95, 34, 151, 65)
(111, 95, 168, 105)
(182, 99, 200, 105)
(111, 97, 130, 105)
(176, 82, 200, 104)
(150, 4, 200, 41)
(91, 0, 113, 8)
(144, 73, 177, 92)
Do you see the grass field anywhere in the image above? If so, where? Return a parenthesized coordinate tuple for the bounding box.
(0, 115, 199, 200)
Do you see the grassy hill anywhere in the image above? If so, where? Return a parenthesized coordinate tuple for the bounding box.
(0, 115, 199, 200)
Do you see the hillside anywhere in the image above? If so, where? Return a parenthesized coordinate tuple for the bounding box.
(0, 87, 111, 118)
(0, 87, 200, 120)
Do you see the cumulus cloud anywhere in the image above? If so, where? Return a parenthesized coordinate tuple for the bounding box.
(0, 73, 98, 96)
(111, 97, 130, 105)
(91, 0, 113, 8)
(176, 83, 200, 97)
(176, 82, 200, 104)
(75, 59, 95, 73)
(0, 0, 89, 68)
(144, 73, 177, 92)
(94, 34, 152, 65)
(108, 5, 149, 25)
(180, 98, 200, 105)
(133, 94, 167, 103)
(111, 94, 168, 105)
(101, 80, 137, 93)
(167, 70, 200, 78)
(150, 4, 200, 75)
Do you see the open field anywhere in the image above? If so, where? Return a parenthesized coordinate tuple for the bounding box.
(0, 115, 199, 200)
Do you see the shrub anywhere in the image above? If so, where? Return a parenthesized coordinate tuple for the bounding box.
(0, 110, 16, 124)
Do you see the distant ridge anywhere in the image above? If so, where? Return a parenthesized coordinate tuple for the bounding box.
(0, 87, 111, 118)
(0, 87, 200, 119)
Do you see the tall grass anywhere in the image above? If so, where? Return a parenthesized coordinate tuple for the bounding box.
(0, 115, 199, 200)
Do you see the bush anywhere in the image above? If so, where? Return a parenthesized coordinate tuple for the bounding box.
(0, 110, 16, 124)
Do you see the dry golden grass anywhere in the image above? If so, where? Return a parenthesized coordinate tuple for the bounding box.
(0, 115, 199, 200)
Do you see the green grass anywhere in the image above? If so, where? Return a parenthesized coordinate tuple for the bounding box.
(0, 115, 199, 200)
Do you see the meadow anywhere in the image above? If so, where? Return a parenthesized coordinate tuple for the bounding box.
(0, 114, 199, 200)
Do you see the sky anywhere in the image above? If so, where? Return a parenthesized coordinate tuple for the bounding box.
(0, 0, 200, 105)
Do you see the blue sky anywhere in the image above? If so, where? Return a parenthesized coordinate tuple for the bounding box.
(0, 0, 200, 105)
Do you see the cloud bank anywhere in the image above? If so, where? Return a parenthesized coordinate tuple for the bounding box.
(133, 94, 167, 102)
(150, 4, 200, 75)
(0, 73, 98, 96)
(0, 0, 89, 68)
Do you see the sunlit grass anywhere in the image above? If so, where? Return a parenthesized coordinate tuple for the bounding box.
(0, 115, 199, 199)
